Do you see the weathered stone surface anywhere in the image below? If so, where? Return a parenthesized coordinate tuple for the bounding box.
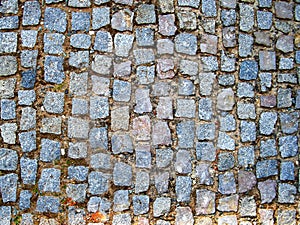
(258, 180, 277, 204)
(238, 170, 256, 193)
(196, 189, 215, 215)
(175, 207, 194, 225)
(217, 88, 235, 111)
(217, 195, 239, 212)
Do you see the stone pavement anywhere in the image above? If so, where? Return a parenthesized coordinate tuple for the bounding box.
(0, 0, 300, 224)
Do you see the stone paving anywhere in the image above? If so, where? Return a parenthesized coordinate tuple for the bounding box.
(0, 0, 300, 224)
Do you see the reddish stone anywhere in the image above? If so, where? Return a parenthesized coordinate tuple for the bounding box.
(157, 58, 175, 79)
(260, 95, 276, 108)
(158, 14, 177, 36)
(131, 115, 151, 141)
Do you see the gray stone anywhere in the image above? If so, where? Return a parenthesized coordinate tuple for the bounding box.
(259, 73, 272, 92)
(87, 196, 111, 213)
(113, 190, 130, 212)
(239, 33, 253, 57)
(72, 98, 88, 115)
(21, 70, 36, 88)
(178, 0, 200, 7)
(156, 97, 173, 119)
(178, 79, 195, 96)
(176, 177, 192, 202)
(278, 73, 297, 84)
(177, 10, 197, 30)
(274, 20, 292, 33)
(239, 60, 258, 80)
(92, 7, 110, 29)
(43, 92, 64, 114)
(280, 112, 299, 134)
(68, 117, 89, 139)
(134, 88, 152, 113)
(19, 190, 32, 210)
(197, 123, 215, 141)
(20, 157, 37, 185)
(277, 210, 296, 225)
(136, 28, 154, 46)
(218, 172, 236, 194)
(238, 170, 256, 193)
(19, 131, 36, 153)
(237, 103, 256, 119)
(21, 30, 38, 48)
(66, 184, 87, 203)
(175, 150, 192, 174)
(254, 31, 271, 46)
(157, 39, 174, 55)
(113, 80, 131, 102)
(240, 121, 256, 142)
(277, 88, 292, 108)
(155, 172, 169, 194)
(217, 132, 235, 150)
(154, 197, 171, 217)
(175, 207, 194, 225)
(91, 75, 110, 96)
(296, 90, 300, 109)
(199, 98, 212, 121)
(256, 159, 278, 178)
(276, 35, 294, 53)
(68, 0, 91, 7)
(196, 189, 215, 215)
(175, 99, 196, 118)
(71, 12, 90, 31)
(133, 195, 149, 215)
(152, 82, 171, 96)
(260, 139, 277, 158)
(111, 134, 133, 154)
(38, 168, 60, 193)
(135, 171, 150, 193)
(218, 152, 235, 171)
(217, 195, 239, 212)
(136, 4, 156, 24)
(113, 162, 132, 186)
(217, 88, 235, 111)
(112, 214, 131, 225)
(221, 51, 236, 72)
(296, 5, 300, 21)
(199, 73, 216, 96)
(20, 107, 36, 130)
(0, 32, 17, 53)
(0, 16, 18, 30)
(257, 11, 272, 30)
(278, 183, 296, 203)
(239, 196, 256, 217)
(21, 50, 38, 68)
(68, 166, 88, 182)
(279, 58, 294, 70)
(0, 56, 17, 76)
(180, 59, 198, 76)
(259, 51, 276, 71)
(94, 0, 109, 5)
(0, 148, 18, 171)
(0, 99, 16, 120)
(111, 106, 130, 131)
(0, 78, 16, 99)
(259, 0, 272, 7)
(36, 196, 60, 213)
(279, 135, 298, 158)
(0, 123, 17, 144)
(259, 112, 277, 135)
(195, 163, 214, 185)
(111, 9, 133, 31)
(69, 72, 88, 96)
(0, 173, 17, 202)
(44, 7, 67, 32)
(114, 33, 134, 57)
(136, 150, 151, 169)
(44, 56, 65, 84)
(136, 66, 155, 84)
(202, 0, 217, 17)
(221, 9, 236, 26)
(237, 82, 254, 98)
(68, 207, 85, 225)
(156, 148, 173, 168)
(258, 180, 277, 204)
(69, 51, 89, 68)
(219, 114, 236, 131)
(23, 1, 41, 25)
(89, 127, 108, 150)
(196, 142, 216, 161)
(280, 161, 294, 181)
(114, 0, 133, 5)
(94, 31, 113, 52)
(114, 61, 132, 78)
(133, 49, 155, 65)
(44, 33, 65, 54)
(239, 3, 254, 31)
(90, 96, 109, 119)
(221, 0, 236, 8)
(88, 171, 109, 195)
(70, 34, 91, 49)
(40, 117, 61, 135)
(0, 0, 18, 14)
(177, 120, 195, 148)
(223, 26, 236, 47)
(21, 213, 33, 225)
(175, 33, 197, 55)
(275, 1, 294, 19)
(90, 153, 111, 170)
(200, 34, 218, 54)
